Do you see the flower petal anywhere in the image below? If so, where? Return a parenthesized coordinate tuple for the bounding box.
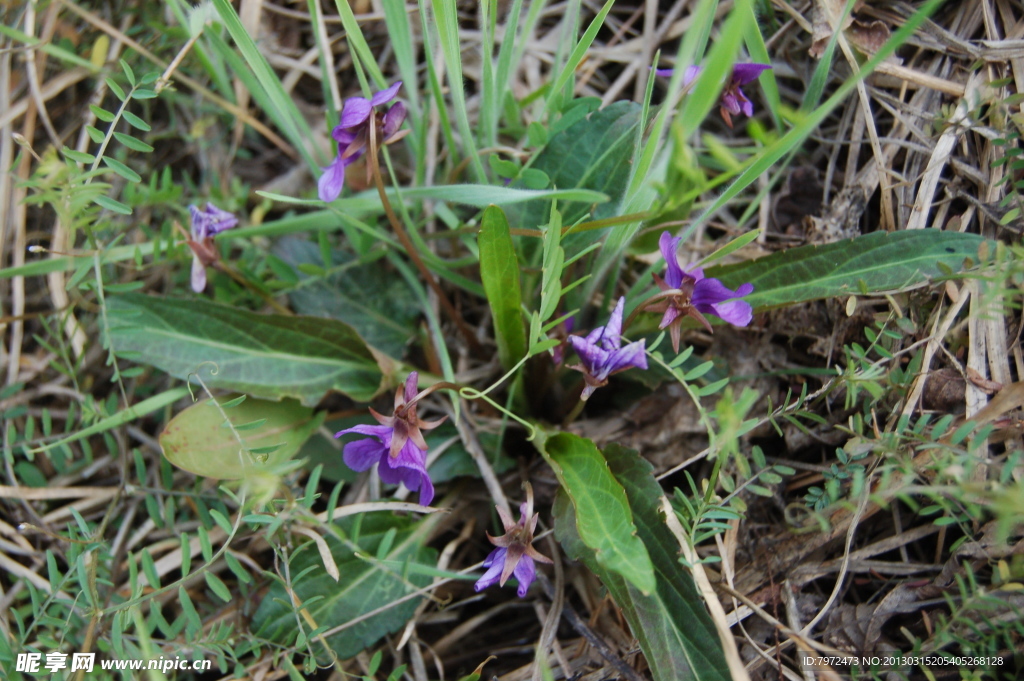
(203, 203, 239, 234)
(659, 231, 685, 289)
(191, 255, 207, 293)
(600, 297, 626, 350)
(731, 63, 772, 85)
(382, 102, 407, 140)
(318, 156, 348, 203)
(513, 555, 536, 597)
(708, 299, 753, 327)
(691, 276, 751, 308)
(378, 438, 434, 505)
(474, 549, 506, 592)
(568, 335, 607, 374)
(403, 372, 419, 404)
(336, 423, 393, 440)
(721, 92, 743, 115)
(605, 339, 648, 374)
(370, 81, 402, 107)
(653, 68, 675, 77)
(338, 96, 372, 130)
(343, 437, 386, 471)
(683, 64, 702, 86)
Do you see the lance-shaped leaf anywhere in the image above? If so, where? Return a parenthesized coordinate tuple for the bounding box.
(707, 229, 989, 310)
(537, 431, 655, 594)
(107, 294, 384, 405)
(252, 512, 438, 659)
(478, 206, 527, 369)
(606, 443, 731, 681)
(159, 395, 324, 479)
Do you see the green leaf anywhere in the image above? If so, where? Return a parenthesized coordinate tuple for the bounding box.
(93, 195, 133, 215)
(537, 431, 656, 594)
(62, 147, 96, 164)
(85, 125, 105, 144)
(707, 230, 989, 310)
(478, 206, 527, 370)
(103, 157, 142, 183)
(105, 77, 126, 101)
(89, 105, 116, 122)
(161, 395, 322, 479)
(511, 101, 642, 231)
(554, 443, 730, 681)
(107, 294, 384, 405)
(252, 513, 438, 659)
(121, 110, 151, 131)
(275, 239, 419, 359)
(205, 572, 232, 602)
(113, 131, 154, 153)
(539, 207, 565, 323)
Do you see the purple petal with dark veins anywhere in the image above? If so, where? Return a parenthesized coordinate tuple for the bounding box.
(378, 437, 433, 505)
(604, 340, 648, 375)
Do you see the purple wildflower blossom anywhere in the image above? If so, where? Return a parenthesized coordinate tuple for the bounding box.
(644, 231, 754, 353)
(319, 82, 408, 202)
(655, 62, 771, 127)
(567, 297, 648, 400)
(474, 484, 552, 598)
(187, 203, 238, 292)
(334, 372, 445, 506)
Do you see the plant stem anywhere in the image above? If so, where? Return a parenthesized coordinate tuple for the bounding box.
(367, 123, 483, 355)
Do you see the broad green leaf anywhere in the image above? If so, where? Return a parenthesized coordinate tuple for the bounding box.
(107, 294, 384, 404)
(479, 206, 527, 369)
(512, 101, 642, 232)
(707, 229, 989, 310)
(605, 444, 730, 681)
(252, 513, 438, 659)
(274, 239, 419, 359)
(537, 431, 655, 594)
(159, 395, 324, 479)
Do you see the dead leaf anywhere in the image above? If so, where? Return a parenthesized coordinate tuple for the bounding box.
(922, 367, 966, 411)
(847, 19, 891, 55)
(966, 367, 1003, 394)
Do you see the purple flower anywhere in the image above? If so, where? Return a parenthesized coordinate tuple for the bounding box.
(644, 231, 754, 353)
(656, 62, 771, 127)
(335, 372, 445, 506)
(474, 484, 552, 598)
(566, 297, 648, 400)
(319, 82, 408, 202)
(187, 203, 238, 292)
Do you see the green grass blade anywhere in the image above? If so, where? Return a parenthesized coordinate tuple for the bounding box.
(209, 0, 320, 169)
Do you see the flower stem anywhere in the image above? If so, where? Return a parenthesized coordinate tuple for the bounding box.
(366, 124, 483, 355)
